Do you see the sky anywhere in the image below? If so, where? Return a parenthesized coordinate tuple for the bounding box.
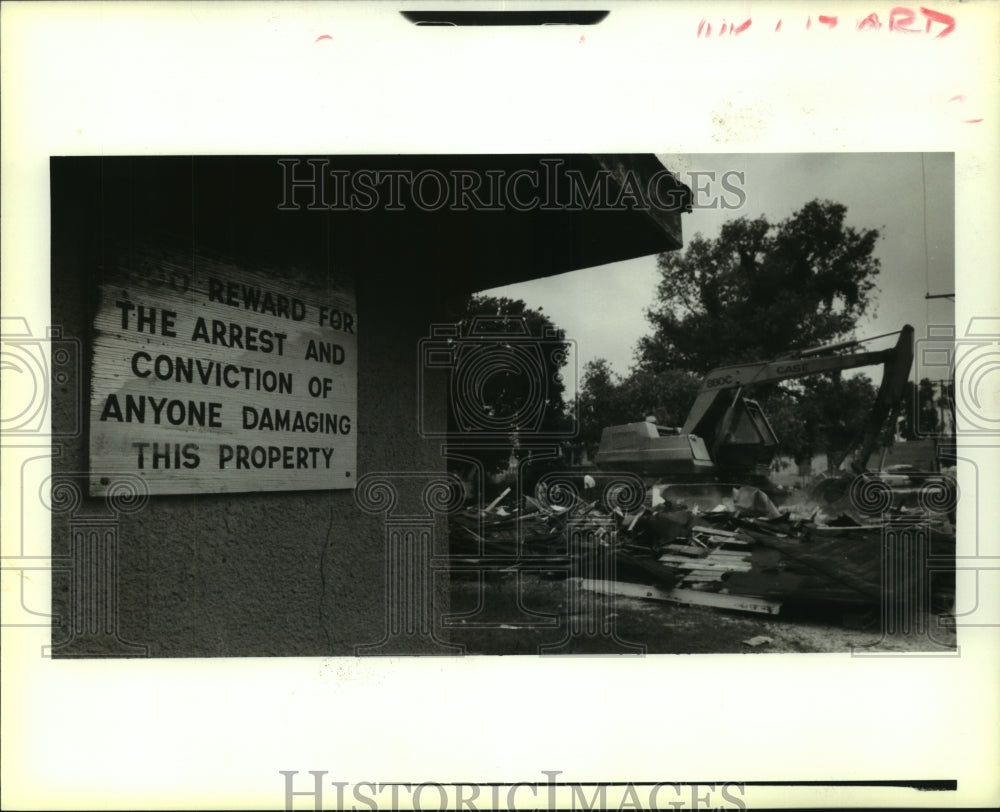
(481, 153, 955, 396)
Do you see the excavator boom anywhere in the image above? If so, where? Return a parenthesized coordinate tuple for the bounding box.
(595, 325, 915, 480)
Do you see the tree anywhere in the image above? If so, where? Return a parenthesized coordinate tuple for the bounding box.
(899, 377, 947, 439)
(637, 200, 881, 374)
(575, 360, 701, 456)
(798, 374, 880, 469)
(576, 199, 891, 466)
(445, 294, 572, 475)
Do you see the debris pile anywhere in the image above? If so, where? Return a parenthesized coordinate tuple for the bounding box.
(451, 476, 956, 622)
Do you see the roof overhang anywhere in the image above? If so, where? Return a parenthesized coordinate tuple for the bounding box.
(54, 154, 690, 293)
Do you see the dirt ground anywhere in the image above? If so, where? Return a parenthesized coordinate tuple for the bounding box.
(445, 571, 957, 655)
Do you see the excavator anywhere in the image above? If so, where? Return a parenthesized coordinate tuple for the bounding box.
(594, 325, 915, 484)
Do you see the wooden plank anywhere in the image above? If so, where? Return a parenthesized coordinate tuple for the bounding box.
(690, 525, 742, 537)
(657, 555, 751, 571)
(483, 487, 511, 514)
(578, 578, 782, 615)
(614, 551, 681, 588)
(663, 544, 708, 556)
(662, 545, 750, 563)
(691, 533, 750, 546)
(88, 250, 357, 496)
(462, 526, 484, 542)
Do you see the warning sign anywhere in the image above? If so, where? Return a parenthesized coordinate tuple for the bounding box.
(89, 252, 357, 495)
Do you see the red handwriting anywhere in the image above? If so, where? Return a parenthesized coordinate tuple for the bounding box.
(697, 18, 751, 37)
(698, 7, 955, 37)
(948, 95, 983, 124)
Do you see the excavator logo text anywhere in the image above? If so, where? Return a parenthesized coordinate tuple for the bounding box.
(705, 374, 734, 389)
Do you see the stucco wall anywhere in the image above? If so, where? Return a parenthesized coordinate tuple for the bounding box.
(50, 159, 455, 656)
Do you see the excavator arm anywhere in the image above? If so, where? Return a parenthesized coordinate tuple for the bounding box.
(680, 325, 914, 470)
(594, 326, 914, 479)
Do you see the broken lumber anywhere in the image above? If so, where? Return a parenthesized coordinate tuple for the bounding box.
(483, 487, 511, 514)
(614, 550, 682, 588)
(577, 578, 782, 615)
(657, 555, 752, 572)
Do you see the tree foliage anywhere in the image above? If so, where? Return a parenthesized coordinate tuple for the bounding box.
(575, 359, 701, 452)
(577, 199, 888, 465)
(898, 377, 953, 439)
(637, 200, 881, 374)
(446, 294, 572, 474)
(766, 375, 879, 469)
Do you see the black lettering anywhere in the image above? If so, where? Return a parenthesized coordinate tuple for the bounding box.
(211, 320, 226, 345)
(151, 442, 170, 469)
(172, 355, 193, 383)
(115, 300, 135, 330)
(133, 442, 150, 469)
(131, 351, 152, 378)
(261, 291, 276, 316)
(124, 395, 145, 423)
(182, 400, 201, 426)
(276, 295, 290, 319)
(136, 306, 156, 333)
(100, 394, 123, 422)
(161, 310, 177, 338)
(182, 443, 200, 469)
(148, 397, 167, 423)
(241, 284, 260, 311)
(195, 359, 214, 385)
(208, 278, 225, 303)
(191, 317, 210, 344)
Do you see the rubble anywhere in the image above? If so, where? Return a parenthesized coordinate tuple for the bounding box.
(451, 475, 956, 624)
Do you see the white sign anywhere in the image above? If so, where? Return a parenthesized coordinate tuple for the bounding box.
(89, 250, 357, 495)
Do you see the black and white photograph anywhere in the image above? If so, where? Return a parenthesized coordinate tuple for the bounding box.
(3, 2, 999, 811)
(45, 152, 958, 659)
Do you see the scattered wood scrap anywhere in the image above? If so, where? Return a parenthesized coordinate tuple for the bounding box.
(577, 578, 782, 616)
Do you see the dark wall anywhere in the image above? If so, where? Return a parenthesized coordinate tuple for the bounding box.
(50, 158, 458, 656)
